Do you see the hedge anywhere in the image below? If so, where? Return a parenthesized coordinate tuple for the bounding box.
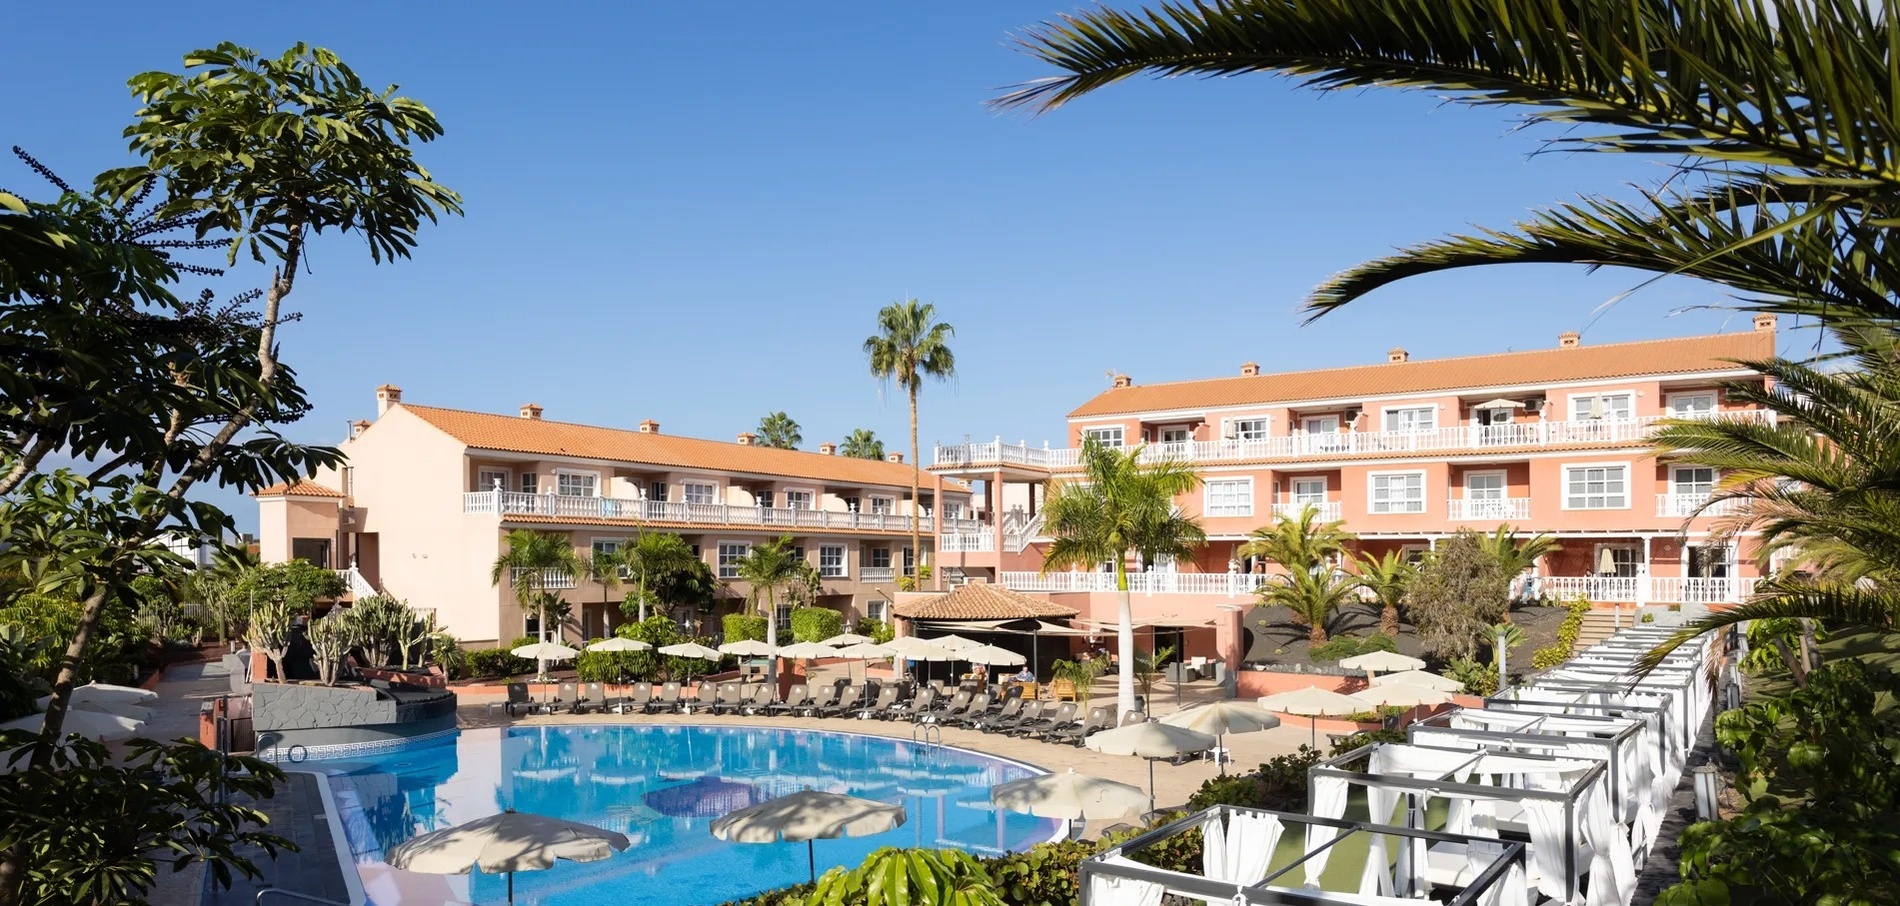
(722, 613, 768, 643)
(789, 607, 844, 644)
(464, 647, 533, 678)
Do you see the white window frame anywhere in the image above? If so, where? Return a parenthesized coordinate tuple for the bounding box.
(1221, 417, 1271, 441)
(866, 599, 890, 624)
(519, 472, 539, 495)
(716, 541, 750, 579)
(1300, 415, 1340, 434)
(868, 546, 892, 569)
(1290, 477, 1328, 504)
(1399, 543, 1431, 563)
(476, 468, 510, 492)
(1670, 465, 1716, 497)
(1666, 391, 1717, 418)
(868, 495, 895, 515)
(818, 545, 846, 578)
(591, 538, 631, 577)
(1083, 426, 1126, 447)
(783, 487, 816, 510)
(1567, 390, 1636, 421)
(941, 500, 963, 520)
(1463, 470, 1507, 500)
(1593, 543, 1643, 577)
(1158, 426, 1192, 444)
(1381, 405, 1436, 433)
(682, 480, 719, 506)
(1203, 477, 1254, 518)
(1562, 462, 1632, 510)
(1368, 470, 1427, 514)
(554, 468, 601, 498)
(1684, 542, 1734, 579)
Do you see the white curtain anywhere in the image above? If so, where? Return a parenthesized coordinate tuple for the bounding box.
(1303, 774, 1351, 888)
(1493, 861, 1529, 906)
(1201, 811, 1282, 886)
(1520, 798, 1573, 905)
(1582, 780, 1637, 906)
(1088, 858, 1164, 906)
(1358, 776, 1402, 897)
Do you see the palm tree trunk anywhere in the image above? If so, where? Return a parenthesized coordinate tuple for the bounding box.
(764, 586, 779, 685)
(1381, 603, 1398, 638)
(908, 383, 921, 585)
(1309, 618, 1327, 646)
(1115, 556, 1136, 720)
(638, 570, 648, 622)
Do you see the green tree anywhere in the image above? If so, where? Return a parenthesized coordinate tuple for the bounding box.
(864, 299, 955, 580)
(755, 411, 802, 450)
(1354, 550, 1415, 638)
(489, 530, 583, 678)
(1408, 533, 1512, 660)
(840, 428, 885, 460)
(1261, 567, 1361, 646)
(233, 560, 345, 616)
(1239, 504, 1355, 579)
(809, 847, 1005, 906)
(579, 545, 623, 633)
(734, 535, 801, 683)
(617, 532, 714, 622)
(1041, 437, 1206, 718)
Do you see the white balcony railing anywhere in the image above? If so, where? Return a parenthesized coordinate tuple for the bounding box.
(1446, 497, 1532, 521)
(1000, 570, 1273, 597)
(1271, 501, 1342, 522)
(932, 411, 1777, 470)
(335, 566, 380, 598)
(1000, 570, 1760, 604)
(1655, 494, 1739, 518)
(859, 566, 896, 583)
(510, 567, 577, 590)
(937, 533, 995, 553)
(464, 490, 982, 535)
(1535, 575, 1759, 604)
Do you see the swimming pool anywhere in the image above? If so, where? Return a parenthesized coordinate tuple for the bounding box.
(316, 725, 1060, 905)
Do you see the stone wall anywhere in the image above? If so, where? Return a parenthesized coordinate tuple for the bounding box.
(251, 681, 457, 751)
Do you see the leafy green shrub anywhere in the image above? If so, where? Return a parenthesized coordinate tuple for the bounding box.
(464, 647, 532, 679)
(1328, 728, 1407, 770)
(1307, 632, 1399, 662)
(1187, 773, 1269, 811)
(722, 613, 767, 643)
(987, 837, 1097, 906)
(808, 847, 1003, 906)
(1444, 656, 1500, 696)
(1640, 611, 1655, 623)
(430, 635, 467, 679)
(1254, 745, 1323, 811)
(854, 616, 895, 644)
(789, 607, 844, 644)
(1530, 597, 1592, 670)
(0, 593, 142, 684)
(1112, 813, 1201, 873)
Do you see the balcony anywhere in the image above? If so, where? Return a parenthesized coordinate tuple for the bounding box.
(859, 566, 896, 583)
(1001, 570, 1760, 604)
(1270, 501, 1341, 522)
(937, 533, 996, 553)
(463, 490, 982, 535)
(1656, 494, 1739, 518)
(932, 410, 1777, 470)
(1446, 497, 1532, 521)
(1535, 575, 1758, 605)
(509, 567, 577, 590)
(1001, 570, 1273, 597)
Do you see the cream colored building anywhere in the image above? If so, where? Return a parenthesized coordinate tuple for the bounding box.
(256, 386, 976, 646)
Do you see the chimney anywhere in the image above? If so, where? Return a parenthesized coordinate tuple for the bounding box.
(375, 384, 402, 416)
(886, 452, 904, 463)
(1111, 374, 1133, 389)
(1754, 313, 1777, 332)
(737, 432, 757, 446)
(349, 419, 371, 440)
(1240, 362, 1260, 377)
(519, 403, 543, 420)
(819, 442, 837, 455)
(1559, 331, 1581, 348)
(638, 419, 660, 434)
(1387, 348, 1409, 363)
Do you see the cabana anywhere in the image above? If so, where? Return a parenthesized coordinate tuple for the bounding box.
(1483, 691, 1674, 781)
(1528, 674, 1705, 759)
(1308, 742, 1631, 905)
(1078, 804, 1530, 906)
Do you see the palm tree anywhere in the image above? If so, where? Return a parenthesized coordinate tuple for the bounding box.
(1475, 526, 1560, 616)
(1041, 437, 1206, 718)
(490, 529, 584, 677)
(620, 531, 703, 622)
(580, 544, 623, 637)
(1355, 550, 1415, 638)
(864, 299, 955, 581)
(1239, 505, 1355, 579)
(1263, 568, 1362, 646)
(756, 411, 802, 450)
(840, 428, 885, 460)
(735, 535, 801, 683)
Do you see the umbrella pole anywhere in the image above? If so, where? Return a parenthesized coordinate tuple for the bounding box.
(808, 839, 816, 884)
(1218, 732, 1226, 776)
(1309, 715, 1317, 749)
(1147, 758, 1156, 815)
(507, 871, 514, 904)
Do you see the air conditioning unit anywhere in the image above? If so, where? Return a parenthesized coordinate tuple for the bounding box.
(1524, 398, 1545, 413)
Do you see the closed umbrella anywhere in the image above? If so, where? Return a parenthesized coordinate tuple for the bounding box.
(1159, 701, 1282, 775)
(1085, 721, 1217, 812)
(1337, 649, 1427, 680)
(2, 708, 144, 742)
(386, 808, 630, 904)
(1369, 669, 1465, 693)
(1257, 686, 1364, 747)
(990, 768, 1147, 837)
(711, 790, 906, 883)
(820, 633, 875, 647)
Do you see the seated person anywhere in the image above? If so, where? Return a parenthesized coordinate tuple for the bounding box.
(1010, 666, 1036, 683)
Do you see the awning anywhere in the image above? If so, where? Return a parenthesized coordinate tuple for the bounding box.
(1473, 397, 1526, 409)
(1075, 617, 1217, 630)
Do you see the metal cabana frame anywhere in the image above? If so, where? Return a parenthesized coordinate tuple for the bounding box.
(1410, 709, 1647, 825)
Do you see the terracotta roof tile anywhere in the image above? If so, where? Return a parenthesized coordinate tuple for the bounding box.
(892, 584, 1078, 620)
(254, 479, 346, 498)
(400, 404, 968, 492)
(1068, 331, 1774, 418)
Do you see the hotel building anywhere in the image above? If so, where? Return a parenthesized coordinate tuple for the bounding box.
(928, 317, 1781, 663)
(256, 386, 977, 646)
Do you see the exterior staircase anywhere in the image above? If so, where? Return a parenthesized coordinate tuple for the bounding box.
(1571, 608, 1628, 653)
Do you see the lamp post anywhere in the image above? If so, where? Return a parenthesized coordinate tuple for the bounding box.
(1692, 761, 1722, 820)
(1495, 628, 1509, 691)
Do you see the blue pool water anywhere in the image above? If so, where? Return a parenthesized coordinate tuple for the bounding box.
(316, 725, 1060, 905)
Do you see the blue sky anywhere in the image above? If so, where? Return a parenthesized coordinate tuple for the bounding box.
(7, 3, 1779, 532)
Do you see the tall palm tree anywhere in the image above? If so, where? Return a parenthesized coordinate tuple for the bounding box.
(1263, 568, 1363, 646)
(840, 428, 885, 460)
(580, 544, 623, 637)
(756, 411, 802, 450)
(1475, 526, 1559, 617)
(1355, 550, 1415, 638)
(490, 529, 584, 677)
(1041, 437, 1207, 718)
(621, 531, 702, 622)
(735, 535, 801, 683)
(1239, 505, 1355, 578)
(864, 299, 956, 581)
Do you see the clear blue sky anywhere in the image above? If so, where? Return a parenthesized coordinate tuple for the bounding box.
(7, 3, 1784, 532)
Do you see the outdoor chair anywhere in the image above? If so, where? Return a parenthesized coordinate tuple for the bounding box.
(711, 682, 747, 715)
(938, 692, 994, 728)
(503, 682, 539, 717)
(554, 682, 587, 714)
(917, 690, 972, 724)
(1010, 701, 1075, 737)
(798, 683, 839, 717)
(585, 682, 621, 714)
(1048, 706, 1114, 746)
(620, 682, 652, 714)
(1119, 710, 1148, 727)
(816, 685, 865, 718)
(647, 681, 681, 714)
(768, 684, 810, 716)
(857, 684, 900, 719)
(966, 695, 1022, 732)
(682, 682, 718, 714)
(988, 699, 1045, 734)
(739, 683, 777, 715)
(885, 686, 935, 720)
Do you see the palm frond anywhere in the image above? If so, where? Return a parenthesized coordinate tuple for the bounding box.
(1635, 583, 1900, 673)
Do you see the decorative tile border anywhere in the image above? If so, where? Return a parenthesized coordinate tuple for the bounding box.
(256, 725, 459, 763)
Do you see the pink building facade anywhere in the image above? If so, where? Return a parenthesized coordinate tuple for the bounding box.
(256, 387, 976, 647)
(929, 319, 1781, 667)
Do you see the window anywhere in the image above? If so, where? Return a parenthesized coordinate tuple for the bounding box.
(1570, 392, 1634, 421)
(1383, 407, 1435, 432)
(866, 600, 889, 624)
(819, 545, 846, 578)
(942, 501, 962, 520)
(477, 469, 509, 492)
(784, 489, 814, 510)
(1291, 478, 1327, 504)
(519, 473, 539, 494)
(717, 542, 749, 579)
(1671, 466, 1715, 499)
(1369, 472, 1426, 514)
(648, 481, 669, 502)
(1465, 472, 1505, 500)
(1669, 393, 1717, 417)
(1204, 478, 1253, 517)
(556, 471, 598, 497)
(1687, 544, 1732, 579)
(1565, 465, 1629, 509)
(591, 539, 628, 577)
(754, 489, 775, 509)
(869, 547, 892, 569)
(290, 538, 332, 568)
(1083, 426, 1125, 447)
(1159, 427, 1191, 444)
(869, 496, 894, 515)
(775, 602, 793, 632)
(1300, 415, 1339, 434)
(684, 481, 717, 505)
(790, 545, 805, 563)
(902, 546, 915, 576)
(843, 495, 861, 513)
(1597, 545, 1642, 578)
(1222, 417, 1270, 441)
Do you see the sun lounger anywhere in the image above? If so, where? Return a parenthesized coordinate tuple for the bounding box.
(647, 681, 681, 714)
(768, 684, 810, 716)
(617, 682, 651, 714)
(987, 699, 1045, 734)
(967, 696, 1024, 732)
(740, 684, 777, 715)
(938, 692, 994, 728)
(682, 682, 718, 714)
(856, 685, 900, 719)
(553, 682, 587, 714)
(711, 682, 747, 715)
(918, 690, 972, 724)
(1047, 706, 1114, 745)
(1010, 701, 1076, 737)
(1119, 710, 1148, 727)
(504, 683, 539, 717)
(585, 682, 620, 714)
(798, 683, 839, 717)
(816, 685, 865, 718)
(885, 686, 936, 721)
